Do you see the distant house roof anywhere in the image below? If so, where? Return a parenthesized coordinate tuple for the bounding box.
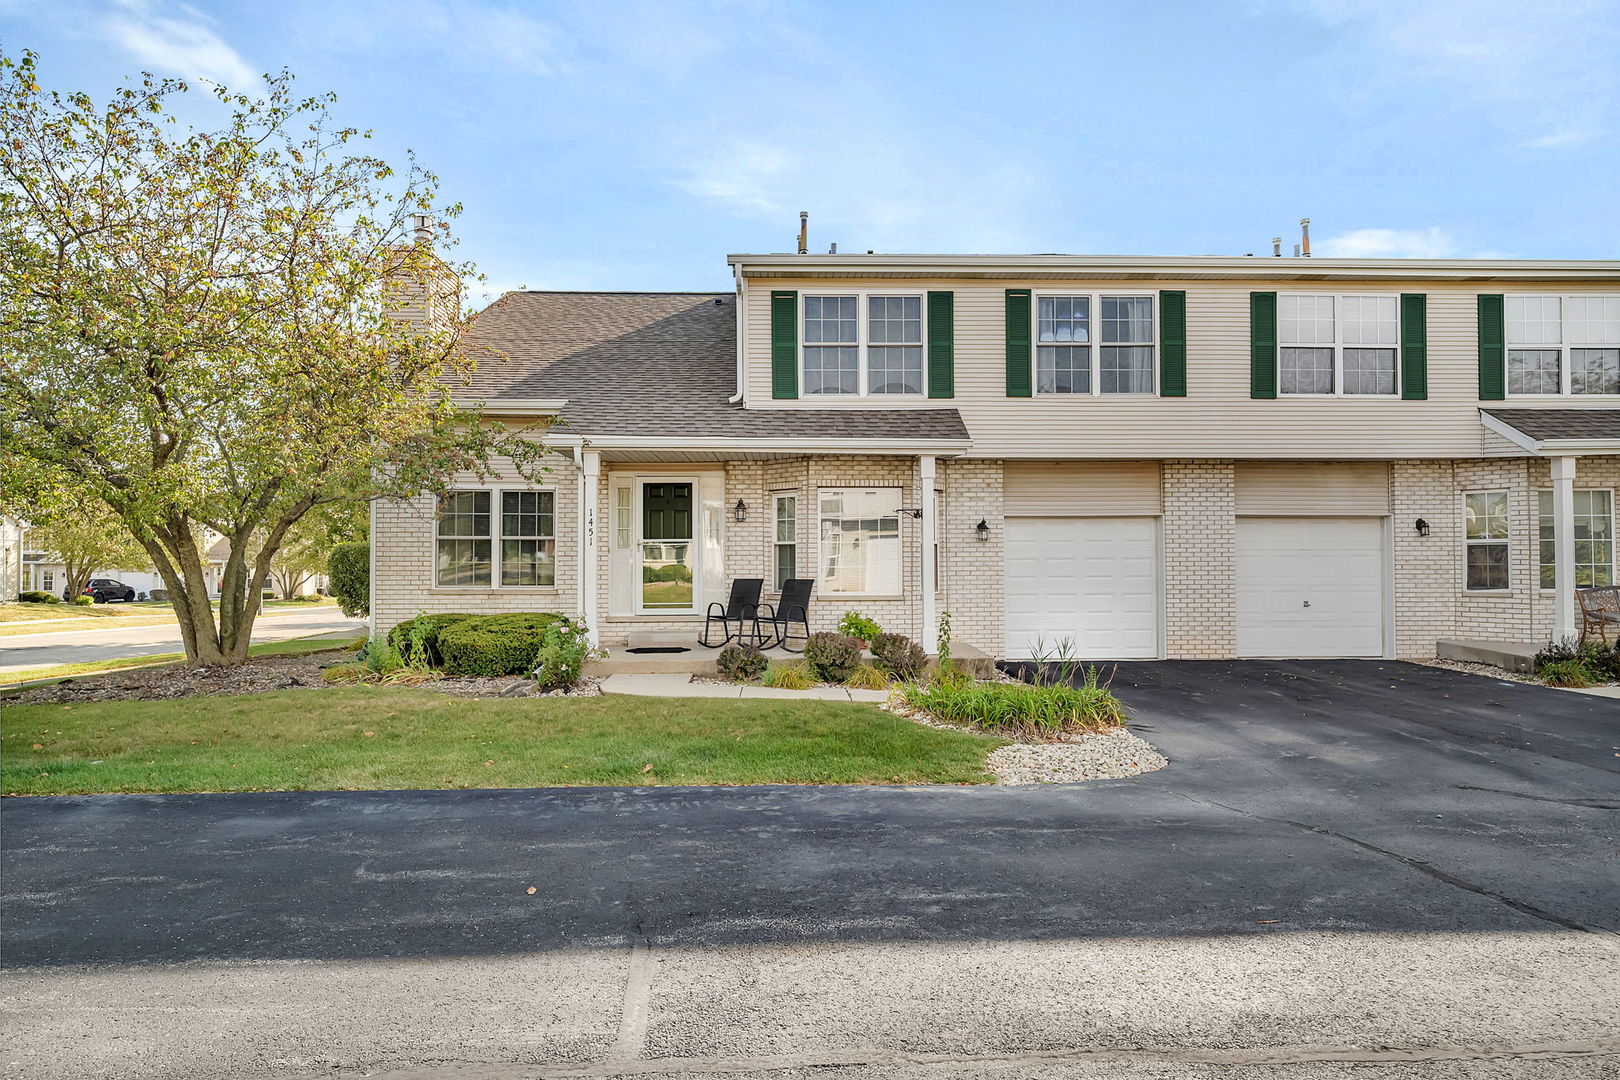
(455, 291, 968, 444)
(1483, 409, 1620, 448)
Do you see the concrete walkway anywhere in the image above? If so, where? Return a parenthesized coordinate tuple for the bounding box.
(601, 671, 891, 702)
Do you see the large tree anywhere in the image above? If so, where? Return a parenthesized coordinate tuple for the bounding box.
(0, 52, 543, 663)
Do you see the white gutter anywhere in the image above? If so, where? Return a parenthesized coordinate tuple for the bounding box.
(576, 434, 971, 455)
(727, 253, 1620, 282)
(727, 264, 745, 404)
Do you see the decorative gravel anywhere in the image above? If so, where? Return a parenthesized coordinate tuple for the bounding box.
(986, 728, 1168, 785)
(1413, 657, 1539, 684)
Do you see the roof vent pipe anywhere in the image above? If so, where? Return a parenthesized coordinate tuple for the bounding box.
(829, 242, 837, 254)
(1300, 217, 1311, 258)
(1272, 236, 1282, 257)
(1293, 243, 1302, 257)
(411, 213, 434, 244)
(797, 211, 808, 255)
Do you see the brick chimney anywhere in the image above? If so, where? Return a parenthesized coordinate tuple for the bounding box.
(384, 214, 461, 332)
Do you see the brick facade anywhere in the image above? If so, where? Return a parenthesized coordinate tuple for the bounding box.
(373, 449, 1617, 659)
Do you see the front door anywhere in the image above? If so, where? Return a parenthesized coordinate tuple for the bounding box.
(639, 481, 696, 613)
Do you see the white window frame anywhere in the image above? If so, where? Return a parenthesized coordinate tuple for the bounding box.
(800, 291, 927, 397)
(772, 492, 798, 592)
(1032, 290, 1158, 397)
(816, 487, 903, 598)
(1505, 294, 1620, 398)
(1277, 293, 1401, 398)
(1536, 488, 1616, 591)
(1462, 490, 1512, 593)
(433, 487, 558, 589)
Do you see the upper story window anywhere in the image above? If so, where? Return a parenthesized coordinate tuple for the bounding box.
(1507, 295, 1620, 396)
(803, 294, 923, 395)
(1278, 295, 1398, 396)
(1035, 294, 1155, 394)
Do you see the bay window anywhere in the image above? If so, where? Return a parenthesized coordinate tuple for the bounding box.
(818, 488, 901, 595)
(1279, 294, 1398, 396)
(1035, 294, 1155, 394)
(803, 294, 923, 395)
(1538, 489, 1615, 589)
(436, 489, 555, 587)
(1507, 295, 1620, 396)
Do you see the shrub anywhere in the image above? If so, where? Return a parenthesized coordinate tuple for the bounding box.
(149, 588, 168, 602)
(1533, 636, 1583, 670)
(387, 612, 476, 667)
(804, 631, 862, 683)
(837, 611, 882, 642)
(845, 663, 891, 690)
(717, 643, 768, 682)
(437, 612, 566, 677)
(871, 633, 926, 680)
(534, 617, 594, 690)
(72, 594, 94, 606)
(19, 590, 60, 604)
(899, 666, 1126, 739)
(328, 542, 370, 617)
(762, 661, 815, 690)
(1587, 641, 1620, 682)
(1540, 659, 1597, 688)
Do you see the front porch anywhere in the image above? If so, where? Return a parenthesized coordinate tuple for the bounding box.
(586, 635, 997, 679)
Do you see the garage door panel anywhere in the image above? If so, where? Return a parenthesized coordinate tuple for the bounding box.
(1004, 517, 1158, 659)
(1236, 517, 1385, 658)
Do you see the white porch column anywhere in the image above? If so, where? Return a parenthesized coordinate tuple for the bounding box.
(919, 455, 939, 654)
(580, 450, 602, 646)
(1551, 455, 1579, 642)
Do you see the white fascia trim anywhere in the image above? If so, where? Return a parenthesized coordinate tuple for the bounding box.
(728, 253, 1620, 282)
(1479, 411, 1620, 455)
(580, 434, 971, 454)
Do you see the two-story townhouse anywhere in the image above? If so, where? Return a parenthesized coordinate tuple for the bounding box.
(371, 252, 1620, 663)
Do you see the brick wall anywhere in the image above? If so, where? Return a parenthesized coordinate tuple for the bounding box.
(940, 459, 1004, 654)
(1162, 460, 1238, 657)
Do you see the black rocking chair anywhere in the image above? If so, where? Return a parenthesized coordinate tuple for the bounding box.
(758, 578, 815, 653)
(701, 578, 765, 648)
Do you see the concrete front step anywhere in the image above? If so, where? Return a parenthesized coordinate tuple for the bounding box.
(1436, 638, 1538, 674)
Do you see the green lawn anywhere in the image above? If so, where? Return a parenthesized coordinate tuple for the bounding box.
(0, 634, 365, 690)
(1, 688, 1004, 794)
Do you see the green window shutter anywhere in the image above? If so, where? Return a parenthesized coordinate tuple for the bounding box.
(1400, 293, 1428, 400)
(1005, 288, 1032, 397)
(1158, 290, 1187, 397)
(1478, 294, 1505, 401)
(770, 290, 798, 399)
(1249, 291, 1277, 399)
(926, 290, 955, 398)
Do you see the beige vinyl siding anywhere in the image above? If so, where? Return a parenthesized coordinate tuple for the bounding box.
(1003, 461, 1162, 515)
(1234, 462, 1390, 515)
(740, 277, 1618, 460)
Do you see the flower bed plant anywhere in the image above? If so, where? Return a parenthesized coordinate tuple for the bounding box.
(898, 666, 1126, 739)
(1534, 637, 1620, 687)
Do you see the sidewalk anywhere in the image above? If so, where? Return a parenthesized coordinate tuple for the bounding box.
(600, 672, 891, 702)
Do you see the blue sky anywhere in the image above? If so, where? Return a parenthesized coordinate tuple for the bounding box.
(3, 0, 1618, 299)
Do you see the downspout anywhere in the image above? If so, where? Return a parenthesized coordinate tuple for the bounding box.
(727, 263, 746, 404)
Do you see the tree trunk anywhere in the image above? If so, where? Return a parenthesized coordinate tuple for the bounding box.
(64, 561, 94, 600)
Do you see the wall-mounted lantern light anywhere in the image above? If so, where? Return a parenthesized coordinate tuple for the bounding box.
(1415, 518, 1430, 537)
(733, 499, 747, 523)
(975, 518, 991, 542)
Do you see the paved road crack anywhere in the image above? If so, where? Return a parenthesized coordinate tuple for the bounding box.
(1172, 791, 1617, 939)
(1454, 784, 1620, 810)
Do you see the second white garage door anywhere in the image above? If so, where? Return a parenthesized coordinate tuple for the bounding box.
(1004, 517, 1159, 659)
(1235, 517, 1386, 658)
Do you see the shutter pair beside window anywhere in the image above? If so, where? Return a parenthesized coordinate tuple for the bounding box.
(1247, 291, 1429, 399)
(768, 290, 955, 399)
(1003, 290, 1188, 397)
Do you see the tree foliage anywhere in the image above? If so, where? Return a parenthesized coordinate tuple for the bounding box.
(24, 497, 149, 599)
(0, 52, 545, 663)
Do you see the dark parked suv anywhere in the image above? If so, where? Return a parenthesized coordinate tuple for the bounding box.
(66, 578, 138, 603)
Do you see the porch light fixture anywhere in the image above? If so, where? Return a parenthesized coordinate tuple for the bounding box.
(975, 519, 991, 542)
(733, 499, 747, 523)
(1415, 518, 1431, 537)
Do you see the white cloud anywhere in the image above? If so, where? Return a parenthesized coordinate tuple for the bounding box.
(1519, 127, 1598, 150)
(105, 1, 258, 89)
(1315, 227, 1457, 259)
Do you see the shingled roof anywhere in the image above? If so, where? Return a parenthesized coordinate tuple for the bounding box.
(1483, 409, 1620, 443)
(455, 291, 969, 442)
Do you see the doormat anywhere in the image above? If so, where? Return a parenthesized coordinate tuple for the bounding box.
(626, 646, 692, 654)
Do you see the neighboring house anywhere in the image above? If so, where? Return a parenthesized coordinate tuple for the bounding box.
(0, 512, 24, 600)
(21, 531, 232, 600)
(372, 251, 1620, 660)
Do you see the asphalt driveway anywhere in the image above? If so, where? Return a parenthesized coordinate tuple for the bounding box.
(2, 661, 1617, 1079)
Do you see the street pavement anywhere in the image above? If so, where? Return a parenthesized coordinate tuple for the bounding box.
(1, 660, 1617, 1079)
(0, 607, 367, 675)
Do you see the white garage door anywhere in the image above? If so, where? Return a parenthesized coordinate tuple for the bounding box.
(1004, 517, 1158, 659)
(1236, 517, 1386, 658)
